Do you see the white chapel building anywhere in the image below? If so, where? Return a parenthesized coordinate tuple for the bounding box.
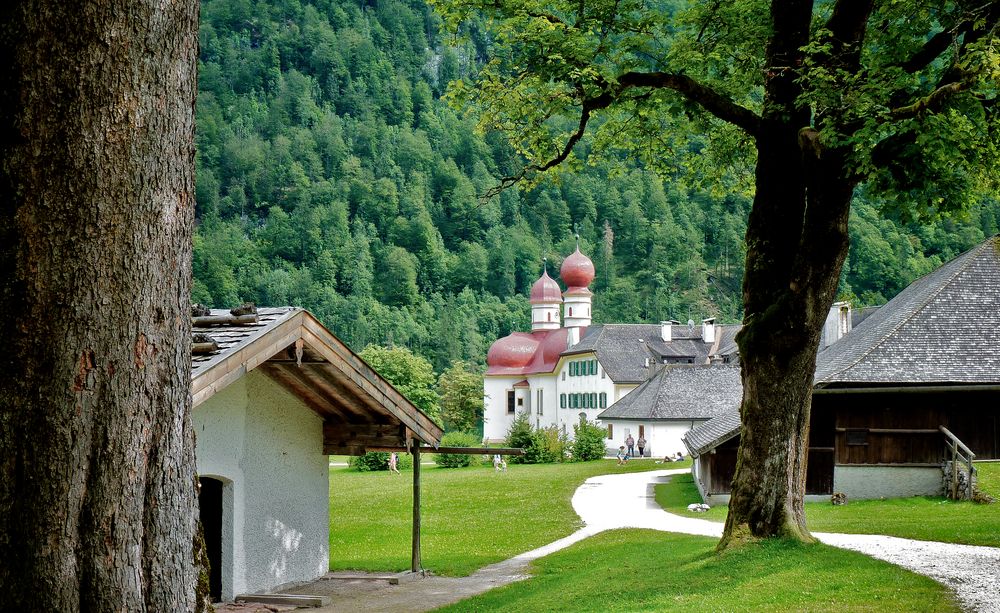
(483, 245, 742, 456)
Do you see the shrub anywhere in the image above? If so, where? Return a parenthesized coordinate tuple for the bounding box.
(434, 431, 481, 468)
(523, 426, 566, 464)
(350, 451, 389, 472)
(349, 451, 413, 471)
(505, 411, 533, 464)
(571, 419, 608, 461)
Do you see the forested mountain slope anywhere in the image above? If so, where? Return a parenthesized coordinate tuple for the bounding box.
(193, 0, 1000, 371)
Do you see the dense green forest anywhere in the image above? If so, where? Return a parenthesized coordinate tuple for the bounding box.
(193, 0, 1000, 372)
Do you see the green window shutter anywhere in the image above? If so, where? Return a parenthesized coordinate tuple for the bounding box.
(584, 394, 590, 408)
(571, 362, 576, 377)
(591, 392, 597, 407)
(560, 394, 566, 408)
(570, 394, 576, 408)
(591, 360, 597, 375)
(600, 393, 607, 408)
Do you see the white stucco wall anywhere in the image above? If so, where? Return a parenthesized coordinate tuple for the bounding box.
(483, 376, 518, 442)
(833, 465, 943, 499)
(194, 370, 329, 600)
(602, 420, 705, 458)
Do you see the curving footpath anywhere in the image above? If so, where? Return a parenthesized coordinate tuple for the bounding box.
(302, 468, 1000, 612)
(573, 469, 1000, 613)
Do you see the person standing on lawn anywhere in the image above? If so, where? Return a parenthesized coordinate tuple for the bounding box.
(625, 434, 635, 457)
(388, 452, 400, 474)
(636, 435, 646, 458)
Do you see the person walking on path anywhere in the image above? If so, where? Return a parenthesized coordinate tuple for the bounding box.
(636, 436, 646, 458)
(625, 434, 635, 458)
(388, 452, 400, 474)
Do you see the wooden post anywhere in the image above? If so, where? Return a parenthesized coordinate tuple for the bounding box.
(411, 443, 421, 573)
(952, 444, 958, 499)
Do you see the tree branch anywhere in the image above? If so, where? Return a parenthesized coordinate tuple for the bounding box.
(616, 72, 761, 137)
(897, 29, 957, 73)
(481, 91, 614, 200)
(889, 80, 971, 119)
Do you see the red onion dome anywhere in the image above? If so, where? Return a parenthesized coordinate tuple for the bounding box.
(560, 247, 595, 288)
(486, 333, 539, 368)
(529, 270, 563, 304)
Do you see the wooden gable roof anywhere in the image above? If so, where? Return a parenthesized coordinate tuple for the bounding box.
(191, 307, 443, 454)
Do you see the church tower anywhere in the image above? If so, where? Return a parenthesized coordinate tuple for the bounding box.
(561, 238, 595, 339)
(529, 261, 562, 331)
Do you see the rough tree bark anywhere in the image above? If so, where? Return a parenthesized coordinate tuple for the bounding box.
(719, 0, 868, 546)
(0, 1, 200, 610)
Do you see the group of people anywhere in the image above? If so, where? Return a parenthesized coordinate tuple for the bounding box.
(616, 433, 685, 465)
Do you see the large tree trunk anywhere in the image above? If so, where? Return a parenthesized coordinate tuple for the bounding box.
(719, 0, 856, 547)
(0, 1, 200, 610)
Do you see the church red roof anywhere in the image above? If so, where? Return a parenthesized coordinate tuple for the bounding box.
(529, 270, 563, 304)
(486, 327, 579, 375)
(560, 247, 595, 290)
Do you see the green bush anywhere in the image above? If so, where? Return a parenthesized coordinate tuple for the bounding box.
(524, 426, 566, 464)
(504, 412, 534, 464)
(435, 431, 481, 468)
(571, 419, 608, 461)
(349, 451, 413, 471)
(350, 451, 389, 471)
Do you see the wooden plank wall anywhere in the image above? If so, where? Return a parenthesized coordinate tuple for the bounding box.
(813, 391, 1000, 465)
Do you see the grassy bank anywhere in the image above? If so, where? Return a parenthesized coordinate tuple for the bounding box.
(435, 530, 958, 612)
(655, 462, 1000, 546)
(329, 459, 669, 576)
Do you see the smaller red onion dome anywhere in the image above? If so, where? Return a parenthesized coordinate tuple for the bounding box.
(486, 333, 539, 368)
(560, 247, 595, 289)
(530, 270, 563, 304)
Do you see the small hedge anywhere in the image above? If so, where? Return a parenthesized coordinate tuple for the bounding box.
(571, 419, 608, 461)
(434, 431, 481, 468)
(349, 451, 413, 471)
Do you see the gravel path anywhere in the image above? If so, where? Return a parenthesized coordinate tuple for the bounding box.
(575, 469, 1000, 613)
(298, 468, 1000, 612)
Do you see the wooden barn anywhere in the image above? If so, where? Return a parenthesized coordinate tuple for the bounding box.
(685, 236, 1000, 503)
(190, 307, 442, 602)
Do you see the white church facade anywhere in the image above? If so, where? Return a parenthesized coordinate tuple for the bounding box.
(483, 244, 742, 456)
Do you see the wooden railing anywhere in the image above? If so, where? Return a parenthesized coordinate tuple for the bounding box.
(940, 426, 976, 500)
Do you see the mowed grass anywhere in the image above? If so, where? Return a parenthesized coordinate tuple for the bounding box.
(329, 459, 668, 576)
(655, 462, 1000, 546)
(434, 529, 958, 613)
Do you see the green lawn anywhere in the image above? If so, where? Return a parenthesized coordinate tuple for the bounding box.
(329, 459, 669, 576)
(434, 530, 958, 613)
(655, 462, 1000, 546)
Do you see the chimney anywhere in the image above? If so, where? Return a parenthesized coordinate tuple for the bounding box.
(702, 318, 716, 344)
(566, 326, 580, 349)
(821, 301, 852, 349)
(661, 320, 680, 342)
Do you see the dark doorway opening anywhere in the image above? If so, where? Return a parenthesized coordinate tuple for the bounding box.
(199, 477, 223, 601)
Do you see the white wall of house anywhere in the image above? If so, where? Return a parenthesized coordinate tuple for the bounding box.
(602, 419, 705, 458)
(483, 376, 518, 442)
(194, 371, 329, 600)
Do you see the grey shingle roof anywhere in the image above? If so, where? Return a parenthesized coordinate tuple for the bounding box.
(598, 364, 743, 421)
(566, 323, 741, 383)
(191, 307, 300, 380)
(682, 411, 742, 456)
(815, 236, 1000, 385)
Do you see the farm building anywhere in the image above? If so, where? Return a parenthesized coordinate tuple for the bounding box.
(190, 307, 442, 602)
(684, 236, 1000, 504)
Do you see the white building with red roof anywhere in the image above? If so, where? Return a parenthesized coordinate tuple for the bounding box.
(483, 243, 741, 452)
